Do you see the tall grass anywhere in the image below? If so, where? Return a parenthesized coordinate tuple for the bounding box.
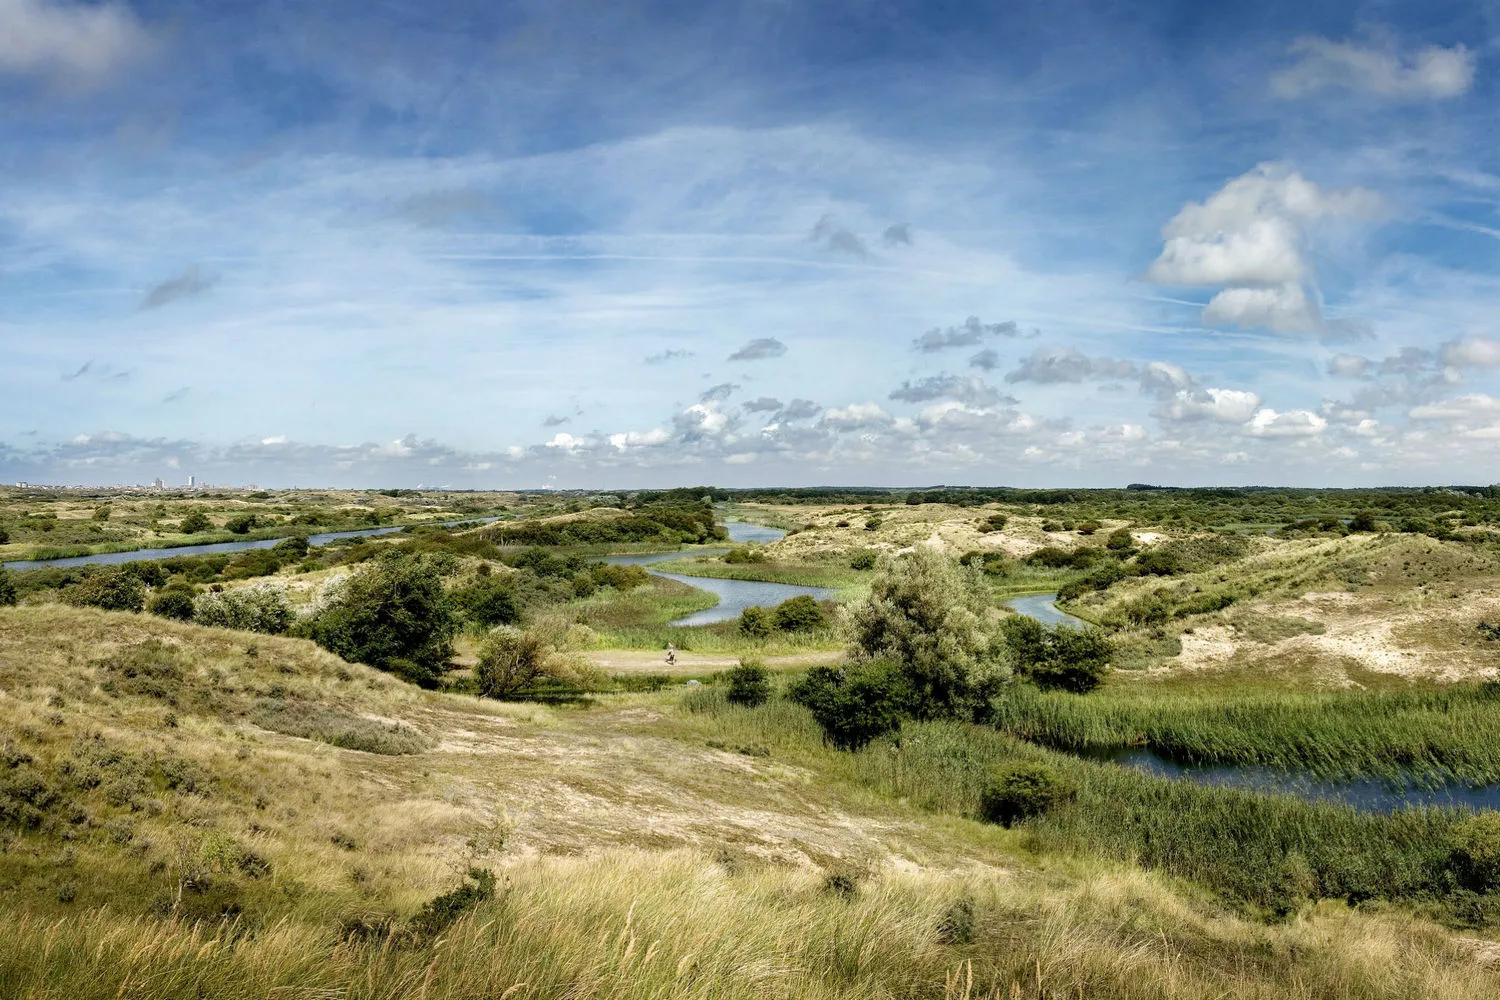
(987, 683, 1500, 784)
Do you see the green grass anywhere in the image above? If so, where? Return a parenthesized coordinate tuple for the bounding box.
(984, 683, 1500, 785)
(650, 554, 865, 590)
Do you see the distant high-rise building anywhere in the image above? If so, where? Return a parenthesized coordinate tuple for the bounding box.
(187, 475, 196, 488)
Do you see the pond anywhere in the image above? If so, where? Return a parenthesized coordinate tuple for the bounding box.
(1085, 746, 1500, 814)
(1005, 592, 1088, 628)
(2, 517, 500, 572)
(603, 521, 839, 627)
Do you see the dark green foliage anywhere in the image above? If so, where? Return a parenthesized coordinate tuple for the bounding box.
(272, 535, 310, 558)
(456, 577, 521, 626)
(62, 571, 146, 612)
(178, 510, 211, 534)
(571, 575, 597, 598)
(1349, 510, 1380, 532)
(484, 503, 722, 546)
(1025, 546, 1101, 570)
(1105, 527, 1134, 550)
(121, 561, 166, 588)
(937, 896, 976, 945)
(976, 513, 1008, 533)
(1133, 534, 1250, 576)
(724, 547, 767, 564)
(1450, 812, 1500, 892)
(1056, 561, 1127, 601)
(738, 605, 772, 638)
(787, 662, 911, 750)
(849, 550, 877, 571)
(724, 662, 771, 707)
(999, 616, 1111, 693)
(225, 514, 258, 534)
(1076, 519, 1101, 536)
(307, 556, 457, 684)
(0, 570, 15, 607)
(771, 595, 825, 631)
(589, 564, 649, 591)
(958, 551, 1009, 577)
(147, 586, 197, 621)
(409, 868, 496, 938)
(0, 525, 9, 544)
(821, 867, 862, 899)
(977, 760, 1075, 826)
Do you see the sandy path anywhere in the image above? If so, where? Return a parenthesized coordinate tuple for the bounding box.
(586, 649, 842, 674)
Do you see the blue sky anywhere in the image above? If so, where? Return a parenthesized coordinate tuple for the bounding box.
(5, 0, 1500, 487)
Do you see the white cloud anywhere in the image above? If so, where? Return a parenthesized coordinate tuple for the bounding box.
(1161, 387, 1262, 424)
(261, 435, 287, 445)
(1146, 163, 1380, 336)
(1139, 361, 1193, 394)
(1327, 353, 1370, 377)
(822, 402, 893, 429)
(1408, 394, 1500, 422)
(0, 0, 154, 89)
(1245, 408, 1327, 437)
(1004, 347, 1136, 384)
(608, 428, 669, 450)
(1442, 337, 1500, 368)
(1272, 36, 1475, 101)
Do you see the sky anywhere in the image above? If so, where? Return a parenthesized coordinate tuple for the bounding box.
(5, 0, 1500, 488)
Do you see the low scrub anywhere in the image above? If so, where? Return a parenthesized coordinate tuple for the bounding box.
(248, 698, 432, 755)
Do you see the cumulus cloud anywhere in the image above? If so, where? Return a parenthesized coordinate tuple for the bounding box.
(780, 399, 821, 421)
(1004, 347, 1136, 384)
(1327, 353, 1370, 377)
(0, 0, 154, 89)
(1160, 387, 1263, 424)
(888, 374, 1013, 407)
(1443, 337, 1500, 368)
(1245, 407, 1327, 437)
(968, 348, 1001, 371)
(912, 316, 1019, 353)
(644, 348, 694, 364)
(1139, 361, 1194, 394)
(542, 415, 570, 427)
(140, 266, 216, 310)
(1145, 162, 1380, 336)
(809, 215, 868, 257)
(881, 223, 912, 246)
(1409, 394, 1500, 422)
(822, 402, 892, 429)
(727, 337, 786, 361)
(743, 396, 782, 413)
(698, 382, 740, 403)
(1272, 36, 1475, 101)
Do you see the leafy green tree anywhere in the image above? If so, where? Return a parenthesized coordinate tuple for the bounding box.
(772, 595, 825, 631)
(842, 546, 1010, 720)
(307, 556, 457, 686)
(193, 584, 294, 634)
(474, 618, 594, 698)
(62, 571, 146, 612)
(179, 510, 212, 534)
(787, 661, 910, 750)
(999, 616, 1112, 693)
(225, 513, 258, 535)
(738, 605, 772, 638)
(724, 661, 771, 707)
(457, 577, 521, 627)
(1348, 510, 1380, 533)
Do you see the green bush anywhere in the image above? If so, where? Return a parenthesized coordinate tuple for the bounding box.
(225, 514, 258, 535)
(738, 605, 772, 638)
(976, 513, 1008, 533)
(193, 585, 293, 634)
(977, 761, 1075, 826)
(849, 550, 877, 571)
(62, 571, 146, 612)
(1076, 519, 1101, 536)
(771, 595, 825, 631)
(724, 547, 767, 564)
(179, 511, 212, 534)
(0, 525, 9, 545)
(147, 586, 197, 622)
(456, 577, 521, 627)
(0, 570, 15, 608)
(591, 563, 649, 591)
(409, 868, 496, 939)
(1450, 812, 1500, 892)
(1000, 616, 1111, 693)
(843, 547, 1010, 721)
(1105, 527, 1134, 550)
(787, 661, 910, 750)
(724, 661, 771, 707)
(307, 557, 457, 684)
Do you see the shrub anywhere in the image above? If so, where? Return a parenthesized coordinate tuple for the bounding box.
(122, 562, 167, 588)
(1105, 527, 1134, 550)
(787, 661, 910, 750)
(842, 546, 1010, 721)
(456, 577, 521, 627)
(1451, 812, 1500, 892)
(225, 514, 258, 535)
(0, 525, 9, 545)
(272, 535, 310, 558)
(976, 513, 1008, 533)
(772, 595, 825, 631)
(724, 547, 767, 564)
(591, 563, 649, 591)
(147, 586, 197, 622)
(849, 550, 877, 571)
(0, 570, 15, 608)
(1349, 510, 1380, 532)
(409, 868, 496, 939)
(1076, 519, 1101, 536)
(193, 585, 293, 634)
(977, 761, 1075, 827)
(62, 571, 146, 612)
(724, 661, 771, 707)
(1002, 617, 1110, 695)
(179, 511, 212, 534)
(307, 557, 457, 683)
(937, 895, 976, 945)
(738, 605, 772, 638)
(864, 518, 881, 532)
(474, 619, 596, 698)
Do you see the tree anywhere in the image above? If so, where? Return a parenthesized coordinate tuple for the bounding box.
(0, 569, 16, 607)
(457, 577, 521, 627)
(62, 571, 146, 612)
(724, 661, 771, 707)
(307, 556, 457, 686)
(193, 584, 294, 634)
(841, 546, 1010, 720)
(474, 618, 596, 698)
(787, 661, 910, 750)
(1000, 616, 1112, 694)
(179, 510, 212, 534)
(225, 513, 258, 535)
(738, 605, 772, 638)
(772, 595, 825, 631)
